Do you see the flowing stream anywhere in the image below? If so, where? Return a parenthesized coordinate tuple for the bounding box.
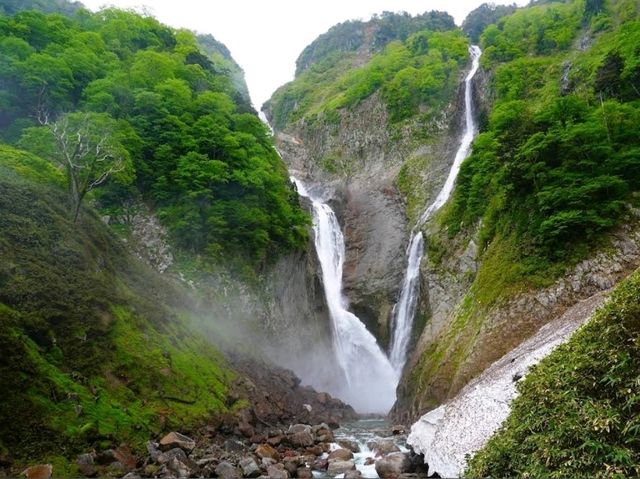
(389, 45, 482, 372)
(292, 179, 398, 414)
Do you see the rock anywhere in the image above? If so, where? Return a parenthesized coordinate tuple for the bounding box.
(267, 464, 289, 479)
(297, 466, 314, 479)
(261, 457, 277, 468)
(289, 431, 314, 447)
(224, 439, 246, 452)
(77, 453, 96, 477)
(146, 441, 161, 461)
(239, 457, 261, 478)
(375, 452, 411, 479)
(287, 424, 312, 435)
(364, 457, 375, 466)
(238, 421, 255, 438)
(215, 461, 240, 479)
(327, 460, 356, 475)
(283, 457, 302, 476)
(328, 448, 353, 461)
(157, 447, 187, 465)
(267, 434, 285, 447)
(121, 473, 141, 479)
(374, 440, 400, 457)
(314, 424, 334, 443)
(113, 445, 137, 471)
(256, 443, 280, 461)
(311, 458, 328, 471)
(304, 445, 323, 456)
(250, 434, 267, 444)
(345, 470, 362, 479)
(94, 450, 116, 465)
(337, 440, 360, 453)
(21, 464, 52, 479)
(159, 432, 196, 453)
(391, 425, 406, 435)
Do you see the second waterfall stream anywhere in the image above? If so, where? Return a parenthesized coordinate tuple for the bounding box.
(390, 45, 482, 372)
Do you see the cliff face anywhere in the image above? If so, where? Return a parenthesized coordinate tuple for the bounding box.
(270, 82, 466, 345)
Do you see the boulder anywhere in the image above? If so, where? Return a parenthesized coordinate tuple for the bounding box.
(297, 466, 314, 479)
(345, 470, 362, 479)
(21, 464, 52, 479)
(239, 457, 261, 478)
(77, 453, 96, 477)
(215, 461, 240, 479)
(288, 424, 312, 435)
(327, 460, 356, 475)
(375, 452, 411, 479)
(337, 440, 360, 453)
(289, 431, 314, 447)
(373, 440, 400, 457)
(157, 447, 187, 465)
(255, 443, 280, 461)
(167, 457, 198, 478)
(267, 464, 289, 479)
(159, 432, 196, 453)
(328, 448, 354, 461)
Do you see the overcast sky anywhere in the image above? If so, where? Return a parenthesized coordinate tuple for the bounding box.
(81, 0, 528, 108)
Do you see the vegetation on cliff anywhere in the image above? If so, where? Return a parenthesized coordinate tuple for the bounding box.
(0, 4, 308, 266)
(0, 145, 232, 469)
(266, 11, 466, 130)
(467, 267, 640, 478)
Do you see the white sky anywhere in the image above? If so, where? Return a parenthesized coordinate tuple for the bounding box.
(81, 0, 528, 108)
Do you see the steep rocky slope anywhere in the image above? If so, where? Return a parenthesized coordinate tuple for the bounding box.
(265, 13, 470, 345)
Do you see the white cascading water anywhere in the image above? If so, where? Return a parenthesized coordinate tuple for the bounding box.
(389, 46, 483, 372)
(292, 179, 398, 414)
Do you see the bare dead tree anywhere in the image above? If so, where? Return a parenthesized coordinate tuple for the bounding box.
(50, 113, 128, 222)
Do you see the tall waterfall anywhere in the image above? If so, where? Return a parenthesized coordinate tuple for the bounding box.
(389, 45, 483, 372)
(292, 179, 397, 413)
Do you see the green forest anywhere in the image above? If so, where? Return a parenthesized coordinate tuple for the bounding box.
(0, 6, 308, 267)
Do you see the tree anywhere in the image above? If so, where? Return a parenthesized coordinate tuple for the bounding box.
(20, 112, 133, 221)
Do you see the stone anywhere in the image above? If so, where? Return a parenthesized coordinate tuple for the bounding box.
(121, 473, 141, 479)
(224, 439, 245, 452)
(304, 445, 323, 456)
(256, 443, 280, 461)
(113, 445, 137, 471)
(391, 425, 407, 435)
(215, 461, 240, 479)
(328, 448, 353, 461)
(311, 458, 328, 471)
(94, 450, 116, 465)
(287, 424, 312, 435)
(77, 453, 96, 477)
(250, 434, 267, 444)
(146, 441, 161, 461)
(157, 447, 187, 465)
(239, 457, 261, 478)
(297, 466, 314, 479)
(289, 431, 314, 447)
(327, 460, 356, 475)
(375, 452, 411, 479)
(364, 457, 375, 466)
(283, 457, 302, 476)
(159, 432, 196, 453)
(373, 440, 400, 457)
(345, 470, 362, 479)
(267, 434, 285, 447)
(238, 422, 255, 438)
(337, 440, 360, 453)
(21, 464, 52, 479)
(267, 464, 289, 479)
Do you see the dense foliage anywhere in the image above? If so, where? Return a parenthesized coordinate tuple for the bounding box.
(462, 2, 517, 43)
(268, 25, 468, 129)
(0, 7, 308, 265)
(294, 11, 455, 76)
(0, 146, 231, 467)
(0, 0, 81, 16)
(467, 267, 640, 478)
(446, 0, 640, 268)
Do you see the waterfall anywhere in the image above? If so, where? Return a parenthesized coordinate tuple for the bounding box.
(389, 45, 483, 372)
(292, 179, 398, 414)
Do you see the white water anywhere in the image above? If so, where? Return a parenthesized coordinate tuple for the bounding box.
(389, 45, 482, 372)
(293, 179, 398, 414)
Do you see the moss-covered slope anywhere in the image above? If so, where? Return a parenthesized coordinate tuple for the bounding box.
(0, 145, 232, 468)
